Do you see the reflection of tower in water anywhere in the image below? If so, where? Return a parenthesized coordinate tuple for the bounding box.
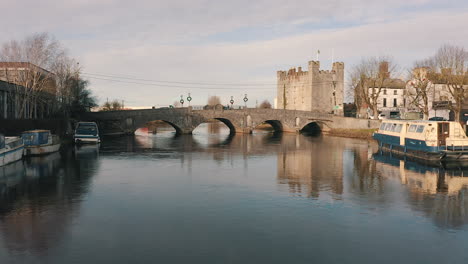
(277, 136, 346, 198)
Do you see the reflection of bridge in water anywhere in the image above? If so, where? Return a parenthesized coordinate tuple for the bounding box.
(83, 108, 378, 135)
(119, 131, 468, 229)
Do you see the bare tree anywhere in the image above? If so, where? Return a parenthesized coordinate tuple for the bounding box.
(0, 33, 63, 118)
(173, 101, 181, 108)
(100, 99, 123, 111)
(424, 44, 468, 121)
(406, 66, 431, 119)
(207, 95, 221, 106)
(0, 33, 96, 118)
(348, 68, 364, 117)
(349, 57, 398, 119)
(259, 100, 272, 109)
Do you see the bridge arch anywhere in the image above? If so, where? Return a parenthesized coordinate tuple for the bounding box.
(300, 121, 322, 136)
(135, 120, 183, 135)
(214, 118, 237, 135)
(254, 120, 283, 133)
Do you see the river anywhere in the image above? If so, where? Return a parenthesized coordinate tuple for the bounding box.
(0, 123, 467, 263)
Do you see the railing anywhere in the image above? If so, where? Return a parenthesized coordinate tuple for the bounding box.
(443, 138, 468, 151)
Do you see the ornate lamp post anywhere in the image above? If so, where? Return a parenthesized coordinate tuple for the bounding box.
(230, 96, 234, 109)
(243, 94, 248, 109)
(180, 95, 184, 107)
(187, 93, 192, 107)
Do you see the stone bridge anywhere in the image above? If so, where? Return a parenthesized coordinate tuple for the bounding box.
(82, 108, 379, 135)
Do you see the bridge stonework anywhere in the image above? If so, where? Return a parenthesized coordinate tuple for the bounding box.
(82, 108, 380, 135)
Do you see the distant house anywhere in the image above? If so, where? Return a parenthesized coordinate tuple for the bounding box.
(364, 62, 406, 118)
(406, 67, 468, 121)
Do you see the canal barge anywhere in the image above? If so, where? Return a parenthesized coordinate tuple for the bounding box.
(0, 134, 24, 166)
(21, 130, 61, 156)
(373, 120, 468, 161)
(74, 122, 100, 144)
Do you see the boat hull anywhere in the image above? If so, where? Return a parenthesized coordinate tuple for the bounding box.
(0, 146, 24, 166)
(24, 143, 61, 156)
(74, 136, 100, 144)
(374, 133, 468, 161)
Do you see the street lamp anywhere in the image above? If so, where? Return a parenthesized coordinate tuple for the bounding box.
(230, 96, 234, 109)
(187, 93, 192, 107)
(180, 95, 184, 107)
(243, 94, 248, 109)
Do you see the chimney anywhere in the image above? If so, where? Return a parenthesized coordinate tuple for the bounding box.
(379, 61, 390, 78)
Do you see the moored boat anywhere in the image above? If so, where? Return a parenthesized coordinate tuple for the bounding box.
(373, 120, 468, 161)
(0, 134, 24, 166)
(74, 122, 100, 144)
(21, 130, 61, 156)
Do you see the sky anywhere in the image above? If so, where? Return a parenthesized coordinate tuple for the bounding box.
(1, 0, 468, 107)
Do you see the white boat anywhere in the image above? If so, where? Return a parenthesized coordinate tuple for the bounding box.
(0, 134, 24, 166)
(373, 120, 468, 161)
(21, 130, 61, 156)
(74, 122, 100, 144)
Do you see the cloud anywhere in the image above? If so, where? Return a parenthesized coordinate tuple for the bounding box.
(1, 0, 467, 107)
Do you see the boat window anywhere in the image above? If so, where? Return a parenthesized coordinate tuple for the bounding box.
(77, 124, 98, 136)
(384, 123, 392, 131)
(394, 124, 403, 133)
(416, 125, 425, 133)
(380, 123, 386, 130)
(408, 124, 417, 132)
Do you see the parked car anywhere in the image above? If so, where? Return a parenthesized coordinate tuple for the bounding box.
(368, 113, 387, 120)
(429, 116, 447, 121)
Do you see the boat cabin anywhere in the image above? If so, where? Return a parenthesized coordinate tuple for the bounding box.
(21, 130, 52, 146)
(376, 120, 468, 149)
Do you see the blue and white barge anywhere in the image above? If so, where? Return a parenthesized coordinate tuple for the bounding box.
(0, 134, 24, 166)
(373, 120, 468, 160)
(21, 130, 61, 156)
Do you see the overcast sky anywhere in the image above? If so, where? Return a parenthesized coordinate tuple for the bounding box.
(2, 0, 468, 107)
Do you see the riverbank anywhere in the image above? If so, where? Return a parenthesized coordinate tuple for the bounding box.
(324, 128, 377, 140)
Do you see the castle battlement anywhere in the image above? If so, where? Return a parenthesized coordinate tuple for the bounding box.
(276, 59, 344, 114)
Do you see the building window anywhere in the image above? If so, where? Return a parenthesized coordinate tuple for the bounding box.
(383, 98, 387, 107)
(394, 90, 397, 95)
(393, 98, 397, 107)
(383, 89, 387, 95)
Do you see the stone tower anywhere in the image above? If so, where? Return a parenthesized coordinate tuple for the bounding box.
(276, 60, 344, 115)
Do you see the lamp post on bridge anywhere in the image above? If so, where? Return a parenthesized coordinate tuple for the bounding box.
(230, 96, 234, 110)
(180, 95, 184, 108)
(243, 94, 248, 109)
(187, 93, 192, 107)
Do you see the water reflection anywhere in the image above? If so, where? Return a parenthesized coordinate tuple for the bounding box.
(0, 147, 99, 256)
(373, 153, 468, 229)
(2, 131, 468, 263)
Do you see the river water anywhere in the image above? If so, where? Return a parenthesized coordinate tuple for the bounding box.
(1, 123, 468, 263)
